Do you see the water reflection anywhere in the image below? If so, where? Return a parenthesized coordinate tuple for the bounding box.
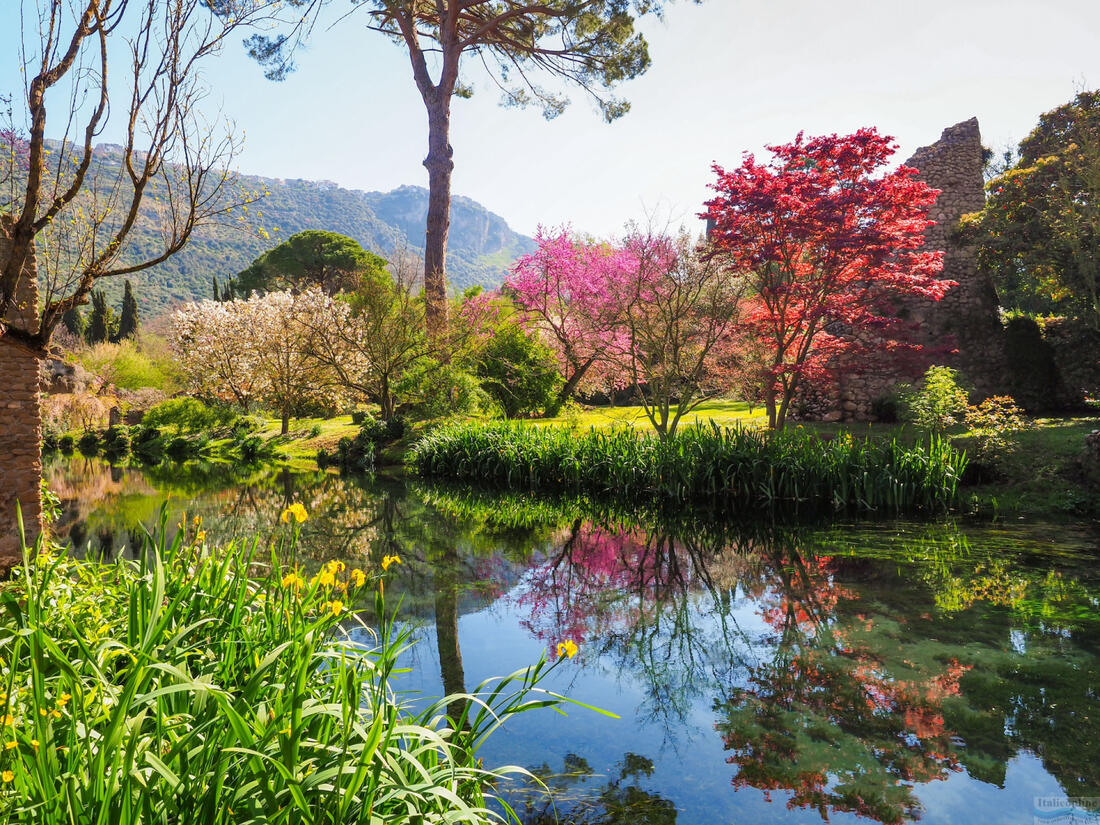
(45, 458, 1100, 824)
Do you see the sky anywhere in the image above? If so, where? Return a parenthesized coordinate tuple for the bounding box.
(3, 0, 1100, 238)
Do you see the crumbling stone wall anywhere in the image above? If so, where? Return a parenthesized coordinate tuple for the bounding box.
(0, 216, 43, 571)
(811, 118, 1007, 421)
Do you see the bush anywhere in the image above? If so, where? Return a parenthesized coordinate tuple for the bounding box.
(333, 428, 376, 474)
(76, 430, 99, 456)
(473, 323, 563, 417)
(870, 394, 900, 424)
(41, 426, 60, 453)
(58, 434, 75, 454)
(131, 426, 164, 462)
(101, 426, 131, 458)
(73, 337, 180, 392)
(351, 409, 370, 425)
(395, 358, 485, 420)
(903, 366, 969, 433)
(0, 520, 573, 822)
(410, 422, 968, 515)
(164, 434, 209, 461)
(963, 395, 1033, 467)
(143, 397, 236, 434)
(237, 435, 271, 463)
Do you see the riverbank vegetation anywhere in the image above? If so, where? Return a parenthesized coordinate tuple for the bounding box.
(409, 422, 967, 516)
(0, 512, 582, 823)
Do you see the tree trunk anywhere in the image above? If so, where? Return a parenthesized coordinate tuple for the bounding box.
(0, 219, 43, 573)
(281, 412, 290, 436)
(423, 95, 454, 340)
(554, 355, 599, 410)
(434, 546, 467, 726)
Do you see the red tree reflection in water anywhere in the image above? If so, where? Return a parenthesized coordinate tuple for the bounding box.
(720, 554, 969, 824)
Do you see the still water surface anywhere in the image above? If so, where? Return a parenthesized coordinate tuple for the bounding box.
(46, 457, 1100, 825)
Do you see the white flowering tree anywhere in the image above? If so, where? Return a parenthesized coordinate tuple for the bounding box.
(172, 290, 345, 433)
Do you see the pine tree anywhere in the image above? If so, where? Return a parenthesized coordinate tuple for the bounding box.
(86, 290, 114, 344)
(116, 280, 140, 340)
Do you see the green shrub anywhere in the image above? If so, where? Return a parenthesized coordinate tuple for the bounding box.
(57, 434, 75, 454)
(76, 430, 99, 456)
(74, 338, 180, 392)
(143, 397, 236, 434)
(332, 428, 376, 474)
(130, 426, 164, 462)
(903, 366, 969, 433)
(396, 358, 485, 420)
(101, 425, 131, 458)
(410, 422, 967, 515)
(473, 323, 563, 417)
(0, 517, 580, 823)
(963, 395, 1033, 466)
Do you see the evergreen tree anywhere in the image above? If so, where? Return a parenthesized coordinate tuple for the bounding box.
(61, 306, 86, 340)
(86, 290, 115, 344)
(212, 275, 220, 302)
(115, 280, 140, 340)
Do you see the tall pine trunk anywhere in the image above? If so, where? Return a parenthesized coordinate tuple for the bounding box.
(422, 94, 454, 340)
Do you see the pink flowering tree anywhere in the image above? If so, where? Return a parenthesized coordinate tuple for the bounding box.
(505, 227, 634, 409)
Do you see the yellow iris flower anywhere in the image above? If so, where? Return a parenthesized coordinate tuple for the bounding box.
(556, 640, 579, 660)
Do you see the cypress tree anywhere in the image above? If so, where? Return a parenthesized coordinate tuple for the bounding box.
(86, 291, 113, 344)
(116, 280, 140, 340)
(61, 306, 86, 340)
(212, 275, 220, 302)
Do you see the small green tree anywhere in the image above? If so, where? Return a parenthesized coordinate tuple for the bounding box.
(236, 231, 387, 296)
(114, 280, 140, 341)
(85, 291, 116, 345)
(61, 306, 85, 341)
(904, 366, 970, 433)
(473, 322, 562, 418)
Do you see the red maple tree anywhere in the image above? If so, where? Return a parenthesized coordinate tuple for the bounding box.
(704, 128, 952, 429)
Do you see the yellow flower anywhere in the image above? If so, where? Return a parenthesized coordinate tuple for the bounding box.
(350, 569, 367, 588)
(381, 554, 401, 572)
(281, 571, 306, 591)
(1, 715, 12, 726)
(322, 600, 344, 617)
(556, 640, 579, 660)
(280, 502, 308, 524)
(194, 530, 206, 544)
(29, 740, 38, 751)
(312, 569, 336, 588)
(325, 560, 346, 574)
(1, 771, 11, 783)
(3, 741, 15, 750)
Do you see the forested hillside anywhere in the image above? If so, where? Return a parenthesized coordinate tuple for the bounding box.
(68, 145, 533, 316)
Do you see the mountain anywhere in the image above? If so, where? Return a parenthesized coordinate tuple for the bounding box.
(75, 146, 533, 317)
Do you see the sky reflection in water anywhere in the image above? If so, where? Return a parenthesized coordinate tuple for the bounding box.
(47, 457, 1100, 825)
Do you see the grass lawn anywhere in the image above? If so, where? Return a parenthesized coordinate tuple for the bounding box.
(534, 398, 770, 430)
(253, 415, 361, 468)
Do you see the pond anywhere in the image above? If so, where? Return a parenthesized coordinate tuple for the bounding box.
(46, 456, 1100, 825)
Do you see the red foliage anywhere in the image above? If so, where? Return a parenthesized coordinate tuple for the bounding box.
(703, 128, 953, 428)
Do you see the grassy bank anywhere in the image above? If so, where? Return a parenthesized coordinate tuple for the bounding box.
(409, 422, 967, 516)
(0, 512, 581, 823)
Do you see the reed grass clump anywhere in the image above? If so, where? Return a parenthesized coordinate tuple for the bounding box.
(0, 510, 578, 824)
(409, 422, 967, 515)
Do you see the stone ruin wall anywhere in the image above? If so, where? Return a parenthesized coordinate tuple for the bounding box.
(0, 216, 43, 572)
(813, 118, 1007, 421)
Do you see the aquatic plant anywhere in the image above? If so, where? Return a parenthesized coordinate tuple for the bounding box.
(409, 422, 967, 515)
(0, 509, 587, 823)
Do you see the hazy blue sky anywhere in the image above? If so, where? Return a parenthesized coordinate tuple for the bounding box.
(4, 1, 1100, 237)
